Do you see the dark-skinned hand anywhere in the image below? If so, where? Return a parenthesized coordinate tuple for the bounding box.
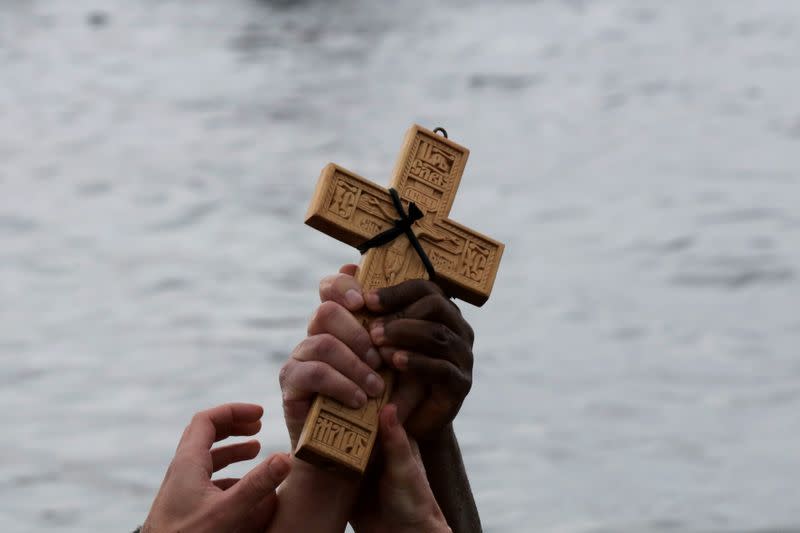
(315, 263, 474, 440)
(364, 274, 474, 440)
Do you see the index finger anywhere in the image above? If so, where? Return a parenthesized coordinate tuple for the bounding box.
(364, 279, 446, 313)
(319, 268, 365, 311)
(339, 263, 358, 276)
(177, 403, 264, 454)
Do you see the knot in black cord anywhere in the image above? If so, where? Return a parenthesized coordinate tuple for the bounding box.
(357, 188, 436, 280)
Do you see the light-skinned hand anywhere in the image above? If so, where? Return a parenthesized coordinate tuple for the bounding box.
(142, 403, 291, 533)
(351, 403, 451, 533)
(280, 265, 387, 449)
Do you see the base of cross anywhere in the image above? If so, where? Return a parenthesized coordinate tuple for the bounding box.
(295, 368, 394, 475)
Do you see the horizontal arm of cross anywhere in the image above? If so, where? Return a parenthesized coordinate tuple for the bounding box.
(306, 164, 503, 306)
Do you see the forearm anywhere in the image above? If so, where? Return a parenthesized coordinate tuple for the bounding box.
(419, 424, 482, 533)
(270, 457, 360, 533)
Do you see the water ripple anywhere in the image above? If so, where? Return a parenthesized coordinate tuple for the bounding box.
(0, 214, 38, 234)
(147, 201, 219, 232)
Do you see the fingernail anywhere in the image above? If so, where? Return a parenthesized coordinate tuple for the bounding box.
(352, 389, 367, 408)
(344, 289, 364, 310)
(364, 372, 384, 397)
(365, 348, 382, 369)
(370, 326, 385, 345)
(268, 456, 290, 480)
(365, 290, 380, 309)
(393, 351, 408, 370)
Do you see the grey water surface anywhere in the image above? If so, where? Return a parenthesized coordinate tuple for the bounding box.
(1, 1, 800, 532)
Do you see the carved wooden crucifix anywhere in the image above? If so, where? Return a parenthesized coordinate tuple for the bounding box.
(296, 124, 504, 474)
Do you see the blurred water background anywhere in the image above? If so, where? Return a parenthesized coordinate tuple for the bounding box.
(2, 1, 800, 531)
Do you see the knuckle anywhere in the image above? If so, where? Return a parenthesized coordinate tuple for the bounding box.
(288, 339, 303, 361)
(426, 291, 446, 306)
(333, 273, 358, 291)
(376, 286, 393, 306)
(449, 336, 474, 369)
(316, 300, 342, 325)
(351, 328, 373, 354)
(420, 278, 445, 296)
(278, 363, 292, 389)
(345, 361, 362, 383)
(281, 386, 293, 404)
(318, 275, 335, 297)
(312, 333, 338, 359)
(438, 360, 457, 381)
(464, 350, 474, 372)
(306, 361, 329, 388)
(431, 323, 452, 347)
(306, 306, 321, 335)
(347, 353, 367, 378)
(450, 364, 471, 391)
(414, 293, 455, 322)
(250, 468, 271, 490)
(440, 365, 467, 390)
(401, 279, 425, 300)
(438, 365, 464, 393)
(456, 361, 471, 382)
(464, 322, 475, 344)
(408, 278, 431, 292)
(299, 334, 322, 358)
(430, 295, 451, 317)
(306, 308, 318, 335)
(459, 375, 472, 396)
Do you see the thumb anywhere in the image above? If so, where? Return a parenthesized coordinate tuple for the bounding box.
(379, 405, 448, 529)
(224, 453, 291, 517)
(379, 404, 422, 484)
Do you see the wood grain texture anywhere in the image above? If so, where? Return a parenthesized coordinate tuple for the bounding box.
(296, 124, 504, 474)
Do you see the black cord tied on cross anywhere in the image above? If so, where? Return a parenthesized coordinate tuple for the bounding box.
(356, 188, 436, 280)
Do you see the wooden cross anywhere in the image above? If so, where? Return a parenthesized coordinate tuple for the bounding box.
(295, 124, 504, 474)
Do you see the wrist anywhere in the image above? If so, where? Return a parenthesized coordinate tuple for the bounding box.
(271, 455, 361, 531)
(286, 455, 360, 489)
(280, 455, 361, 505)
(418, 423, 456, 458)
